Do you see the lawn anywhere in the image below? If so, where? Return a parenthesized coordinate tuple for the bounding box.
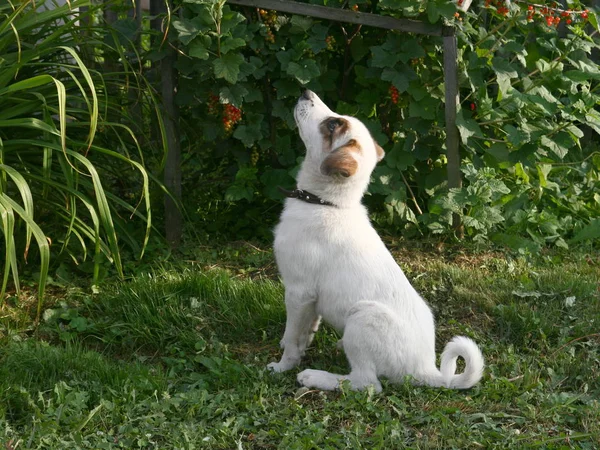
(1, 241, 599, 449)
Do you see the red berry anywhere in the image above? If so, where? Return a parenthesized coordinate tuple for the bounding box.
(470, 102, 476, 111)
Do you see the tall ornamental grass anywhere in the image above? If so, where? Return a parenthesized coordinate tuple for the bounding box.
(0, 0, 164, 320)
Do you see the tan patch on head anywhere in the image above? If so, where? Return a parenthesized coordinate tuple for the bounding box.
(321, 139, 361, 178)
(320, 117, 351, 152)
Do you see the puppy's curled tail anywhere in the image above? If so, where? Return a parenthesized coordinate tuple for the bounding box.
(439, 336, 484, 389)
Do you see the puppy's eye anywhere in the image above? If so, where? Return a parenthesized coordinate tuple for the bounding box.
(327, 119, 341, 132)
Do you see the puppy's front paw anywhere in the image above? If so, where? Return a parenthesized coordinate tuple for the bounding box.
(267, 361, 288, 373)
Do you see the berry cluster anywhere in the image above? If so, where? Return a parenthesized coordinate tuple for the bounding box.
(325, 35, 336, 51)
(483, 1, 591, 26)
(389, 85, 399, 105)
(528, 3, 589, 27)
(207, 94, 220, 116)
(259, 9, 277, 43)
(484, 0, 510, 16)
(409, 57, 425, 67)
(222, 104, 242, 134)
(250, 147, 259, 166)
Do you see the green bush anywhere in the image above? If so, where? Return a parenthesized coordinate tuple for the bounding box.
(167, 0, 599, 247)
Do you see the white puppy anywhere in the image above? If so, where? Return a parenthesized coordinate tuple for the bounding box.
(268, 90, 484, 392)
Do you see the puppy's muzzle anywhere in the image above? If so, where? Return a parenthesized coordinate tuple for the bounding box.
(301, 89, 314, 101)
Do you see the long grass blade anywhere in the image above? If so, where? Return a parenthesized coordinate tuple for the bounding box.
(0, 199, 20, 302)
(64, 150, 123, 278)
(60, 46, 98, 150)
(26, 171, 104, 283)
(0, 164, 34, 259)
(0, 194, 49, 322)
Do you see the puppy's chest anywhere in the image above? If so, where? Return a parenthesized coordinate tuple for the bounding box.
(274, 210, 375, 278)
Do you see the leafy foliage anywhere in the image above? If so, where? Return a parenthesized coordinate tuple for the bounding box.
(166, 0, 599, 248)
(0, 0, 164, 314)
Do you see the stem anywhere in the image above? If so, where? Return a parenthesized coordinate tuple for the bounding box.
(400, 171, 423, 216)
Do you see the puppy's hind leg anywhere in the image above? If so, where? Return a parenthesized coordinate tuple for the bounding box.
(297, 301, 388, 393)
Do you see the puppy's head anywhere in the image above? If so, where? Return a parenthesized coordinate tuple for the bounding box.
(294, 90, 384, 180)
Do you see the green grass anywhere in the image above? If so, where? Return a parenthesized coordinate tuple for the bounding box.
(1, 242, 599, 449)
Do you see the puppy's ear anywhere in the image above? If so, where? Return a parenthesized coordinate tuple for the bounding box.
(375, 142, 385, 161)
(321, 139, 360, 178)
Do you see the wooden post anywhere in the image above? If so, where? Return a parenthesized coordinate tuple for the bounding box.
(442, 26, 464, 238)
(127, 0, 144, 137)
(151, 0, 182, 248)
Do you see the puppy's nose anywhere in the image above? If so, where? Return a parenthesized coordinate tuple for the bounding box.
(301, 90, 314, 100)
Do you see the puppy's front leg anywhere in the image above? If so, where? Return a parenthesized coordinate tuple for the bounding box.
(268, 292, 318, 373)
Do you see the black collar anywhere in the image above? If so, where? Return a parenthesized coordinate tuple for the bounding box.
(277, 186, 336, 207)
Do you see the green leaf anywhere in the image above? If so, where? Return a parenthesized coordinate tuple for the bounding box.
(504, 125, 530, 147)
(225, 184, 254, 202)
(233, 124, 262, 148)
(484, 143, 510, 162)
(587, 11, 600, 32)
(307, 24, 329, 53)
(570, 219, 600, 243)
(225, 167, 257, 202)
(540, 135, 568, 159)
(427, 2, 440, 23)
(213, 53, 244, 84)
(385, 189, 417, 224)
(350, 35, 369, 62)
(219, 85, 248, 107)
(456, 109, 483, 144)
(220, 8, 246, 34)
(492, 58, 518, 78)
(260, 169, 294, 200)
(381, 67, 413, 93)
(497, 73, 513, 99)
(409, 96, 438, 120)
(286, 60, 320, 85)
(433, 0, 458, 19)
(189, 38, 210, 60)
(290, 15, 312, 33)
(276, 51, 294, 70)
(371, 46, 400, 68)
(514, 162, 530, 184)
(386, 141, 415, 171)
(220, 37, 246, 54)
(173, 18, 202, 46)
(273, 79, 299, 99)
(271, 100, 295, 129)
